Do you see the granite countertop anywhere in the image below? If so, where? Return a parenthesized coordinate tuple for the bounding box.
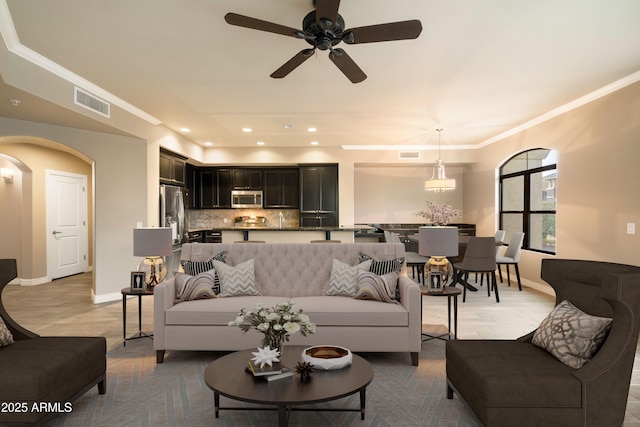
(217, 226, 362, 232)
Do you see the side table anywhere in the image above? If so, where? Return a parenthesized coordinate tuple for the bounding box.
(121, 287, 154, 346)
(420, 286, 461, 341)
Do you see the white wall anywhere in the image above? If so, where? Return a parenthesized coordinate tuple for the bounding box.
(354, 165, 464, 224)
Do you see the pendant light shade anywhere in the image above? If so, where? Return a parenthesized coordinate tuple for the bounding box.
(425, 129, 456, 192)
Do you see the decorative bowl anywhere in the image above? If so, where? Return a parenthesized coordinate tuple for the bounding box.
(301, 345, 353, 370)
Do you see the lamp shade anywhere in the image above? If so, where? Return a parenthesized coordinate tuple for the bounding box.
(133, 228, 173, 257)
(418, 226, 459, 257)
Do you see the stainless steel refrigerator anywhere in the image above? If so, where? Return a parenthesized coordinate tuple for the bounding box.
(160, 184, 188, 275)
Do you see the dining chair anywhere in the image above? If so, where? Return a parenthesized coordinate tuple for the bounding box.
(496, 231, 525, 291)
(478, 230, 506, 287)
(453, 237, 499, 303)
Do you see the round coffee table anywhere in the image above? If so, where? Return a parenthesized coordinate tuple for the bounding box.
(204, 345, 374, 426)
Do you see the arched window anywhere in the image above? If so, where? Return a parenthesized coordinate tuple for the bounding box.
(499, 148, 556, 254)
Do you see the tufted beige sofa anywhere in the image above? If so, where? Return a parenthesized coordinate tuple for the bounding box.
(154, 242, 422, 365)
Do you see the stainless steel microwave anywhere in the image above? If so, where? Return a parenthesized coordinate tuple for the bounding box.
(231, 190, 262, 208)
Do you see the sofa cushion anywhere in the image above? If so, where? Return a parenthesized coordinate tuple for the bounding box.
(174, 271, 218, 303)
(446, 340, 581, 408)
(0, 316, 13, 347)
(165, 296, 408, 327)
(532, 300, 612, 369)
(354, 270, 399, 304)
(325, 259, 372, 297)
(213, 259, 260, 297)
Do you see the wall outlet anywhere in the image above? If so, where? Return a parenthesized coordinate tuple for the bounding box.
(627, 223, 636, 235)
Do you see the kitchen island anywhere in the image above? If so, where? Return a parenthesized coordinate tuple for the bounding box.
(218, 226, 360, 243)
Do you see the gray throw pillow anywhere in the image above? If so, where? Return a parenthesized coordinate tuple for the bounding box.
(174, 270, 218, 303)
(0, 316, 14, 347)
(325, 259, 372, 297)
(212, 259, 260, 297)
(532, 300, 612, 369)
(353, 270, 399, 304)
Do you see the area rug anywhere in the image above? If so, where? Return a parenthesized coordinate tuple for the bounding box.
(43, 339, 480, 426)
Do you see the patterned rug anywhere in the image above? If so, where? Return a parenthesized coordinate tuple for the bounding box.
(43, 339, 480, 426)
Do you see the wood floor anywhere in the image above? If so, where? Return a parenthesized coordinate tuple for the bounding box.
(3, 271, 640, 425)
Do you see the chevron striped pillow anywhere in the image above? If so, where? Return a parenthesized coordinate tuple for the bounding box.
(325, 259, 372, 297)
(213, 259, 261, 297)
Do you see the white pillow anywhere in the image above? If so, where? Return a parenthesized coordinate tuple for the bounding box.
(325, 259, 372, 297)
(212, 259, 261, 297)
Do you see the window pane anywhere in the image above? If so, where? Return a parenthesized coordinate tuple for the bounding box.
(529, 213, 556, 252)
(530, 170, 557, 211)
(501, 152, 529, 174)
(502, 176, 524, 211)
(501, 213, 523, 243)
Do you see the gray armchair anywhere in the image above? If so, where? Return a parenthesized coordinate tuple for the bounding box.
(446, 259, 640, 426)
(0, 259, 107, 424)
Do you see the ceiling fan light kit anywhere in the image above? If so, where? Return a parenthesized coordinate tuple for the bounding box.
(225, 0, 422, 83)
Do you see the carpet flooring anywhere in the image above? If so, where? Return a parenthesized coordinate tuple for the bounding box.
(43, 338, 480, 427)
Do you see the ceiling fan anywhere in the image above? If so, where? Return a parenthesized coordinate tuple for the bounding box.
(224, 0, 422, 83)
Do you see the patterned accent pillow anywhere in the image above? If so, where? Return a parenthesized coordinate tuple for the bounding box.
(358, 252, 405, 301)
(354, 270, 400, 304)
(0, 316, 14, 347)
(181, 251, 226, 292)
(174, 270, 218, 303)
(212, 259, 260, 297)
(532, 300, 613, 369)
(325, 259, 372, 297)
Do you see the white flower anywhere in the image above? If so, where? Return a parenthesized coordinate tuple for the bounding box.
(283, 314, 292, 321)
(227, 321, 236, 327)
(298, 313, 310, 323)
(273, 324, 283, 331)
(284, 322, 300, 333)
(306, 323, 316, 333)
(257, 322, 270, 331)
(266, 312, 280, 321)
(234, 315, 244, 324)
(259, 309, 269, 318)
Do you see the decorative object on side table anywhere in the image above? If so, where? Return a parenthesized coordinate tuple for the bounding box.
(418, 226, 459, 292)
(130, 271, 145, 292)
(133, 227, 173, 289)
(228, 300, 316, 354)
(302, 345, 353, 370)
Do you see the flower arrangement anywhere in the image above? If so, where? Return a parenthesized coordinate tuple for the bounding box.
(228, 300, 316, 352)
(415, 201, 462, 226)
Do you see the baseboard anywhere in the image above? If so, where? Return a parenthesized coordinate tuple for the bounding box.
(504, 276, 555, 296)
(92, 290, 122, 304)
(9, 276, 51, 286)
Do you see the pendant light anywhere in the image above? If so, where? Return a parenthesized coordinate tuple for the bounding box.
(424, 128, 456, 192)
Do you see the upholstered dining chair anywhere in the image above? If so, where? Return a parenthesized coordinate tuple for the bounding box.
(453, 237, 499, 303)
(478, 230, 506, 287)
(496, 231, 525, 291)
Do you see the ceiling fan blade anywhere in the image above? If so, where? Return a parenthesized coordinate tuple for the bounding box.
(315, 0, 340, 29)
(271, 49, 316, 79)
(329, 48, 366, 83)
(225, 13, 303, 38)
(343, 20, 422, 44)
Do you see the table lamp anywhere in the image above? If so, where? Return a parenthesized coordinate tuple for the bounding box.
(133, 227, 173, 288)
(418, 226, 459, 292)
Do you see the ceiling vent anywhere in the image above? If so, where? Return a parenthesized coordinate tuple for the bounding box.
(74, 87, 110, 118)
(398, 151, 420, 160)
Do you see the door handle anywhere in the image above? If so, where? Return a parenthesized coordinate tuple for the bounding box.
(52, 231, 62, 235)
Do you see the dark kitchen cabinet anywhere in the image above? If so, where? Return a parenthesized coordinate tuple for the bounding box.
(263, 168, 299, 208)
(299, 165, 338, 225)
(199, 168, 232, 208)
(185, 164, 199, 209)
(160, 149, 186, 186)
(232, 168, 262, 190)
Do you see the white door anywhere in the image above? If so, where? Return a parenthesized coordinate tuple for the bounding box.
(46, 170, 88, 280)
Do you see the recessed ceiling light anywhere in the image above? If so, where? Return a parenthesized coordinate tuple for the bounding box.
(307, 127, 317, 132)
(180, 127, 191, 133)
(242, 127, 252, 133)
(256, 141, 265, 145)
(310, 141, 319, 145)
(10, 99, 21, 107)
(203, 141, 213, 147)
(283, 124, 293, 129)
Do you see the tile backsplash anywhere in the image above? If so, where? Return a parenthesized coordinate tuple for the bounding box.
(188, 209, 300, 230)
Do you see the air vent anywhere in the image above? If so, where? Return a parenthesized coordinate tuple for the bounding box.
(74, 87, 110, 118)
(398, 151, 420, 160)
